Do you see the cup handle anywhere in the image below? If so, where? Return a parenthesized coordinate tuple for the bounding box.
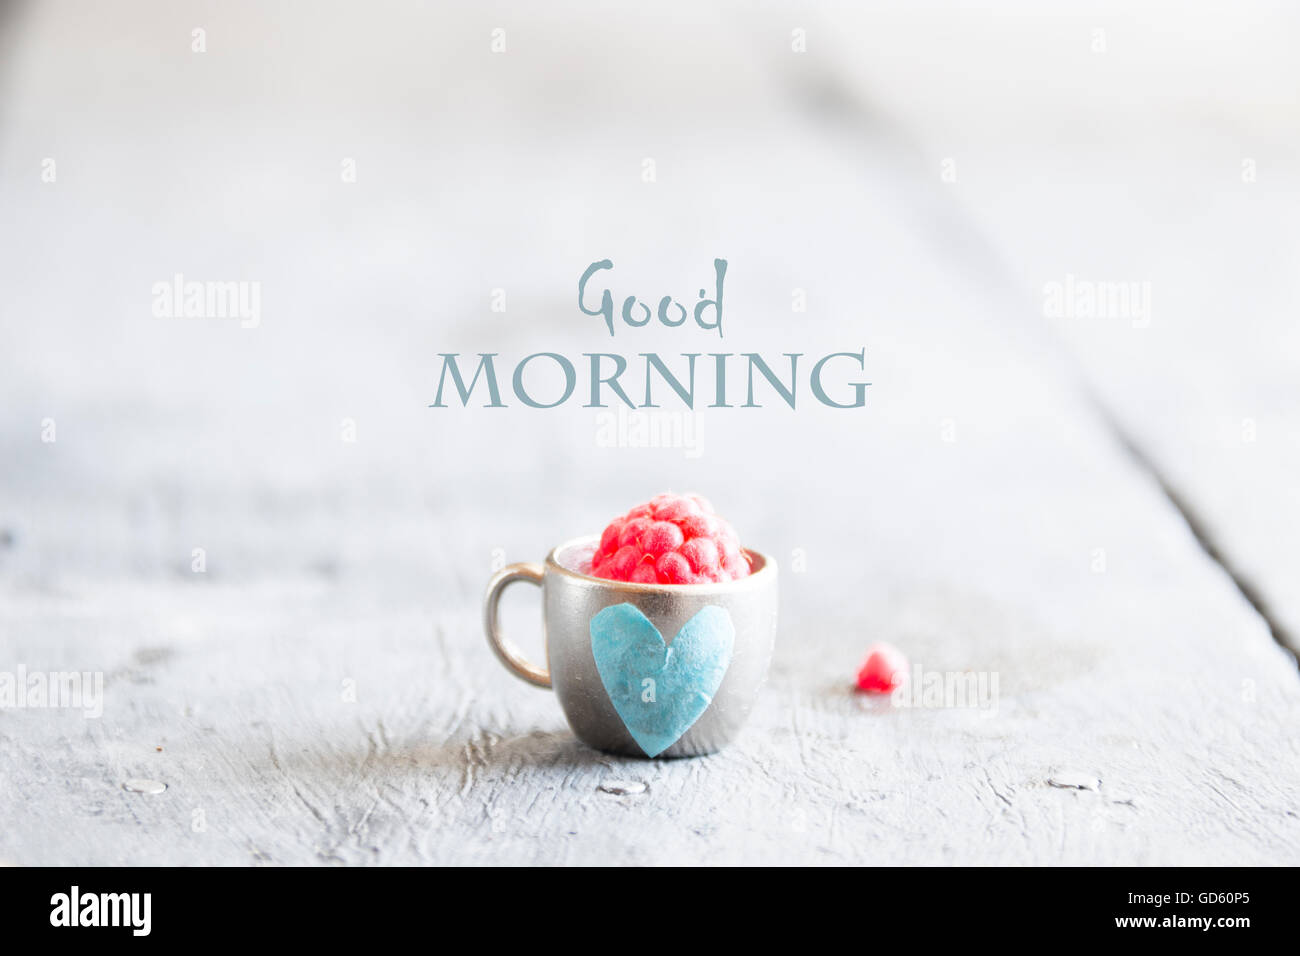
(483, 562, 551, 688)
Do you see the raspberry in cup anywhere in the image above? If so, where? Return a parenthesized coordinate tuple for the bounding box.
(589, 493, 751, 585)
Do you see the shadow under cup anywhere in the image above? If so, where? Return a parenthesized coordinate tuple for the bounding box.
(485, 536, 779, 758)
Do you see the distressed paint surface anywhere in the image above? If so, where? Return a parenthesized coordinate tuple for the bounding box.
(0, 2, 1298, 865)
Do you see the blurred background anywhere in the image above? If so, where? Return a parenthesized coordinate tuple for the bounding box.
(3, 0, 1298, 637)
(0, 1, 1298, 864)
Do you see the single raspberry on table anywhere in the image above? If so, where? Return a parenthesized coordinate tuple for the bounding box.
(589, 493, 751, 585)
(855, 642, 909, 693)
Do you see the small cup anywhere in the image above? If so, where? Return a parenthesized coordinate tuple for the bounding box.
(484, 535, 778, 758)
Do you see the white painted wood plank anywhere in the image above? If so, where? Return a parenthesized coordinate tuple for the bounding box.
(814, 3, 1300, 651)
(0, 1, 1297, 866)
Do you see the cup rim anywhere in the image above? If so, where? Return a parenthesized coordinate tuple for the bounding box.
(545, 534, 776, 593)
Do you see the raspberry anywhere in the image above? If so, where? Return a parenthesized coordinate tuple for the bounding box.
(641, 520, 684, 556)
(855, 643, 908, 693)
(589, 493, 752, 585)
(679, 537, 718, 573)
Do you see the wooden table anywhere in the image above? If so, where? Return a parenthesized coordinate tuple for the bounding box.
(1, 2, 1297, 865)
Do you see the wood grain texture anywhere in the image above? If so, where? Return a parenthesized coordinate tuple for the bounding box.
(0, 1, 1297, 866)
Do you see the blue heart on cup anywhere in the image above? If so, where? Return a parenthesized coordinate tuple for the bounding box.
(589, 603, 735, 757)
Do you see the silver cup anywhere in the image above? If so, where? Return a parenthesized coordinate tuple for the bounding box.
(483, 535, 778, 758)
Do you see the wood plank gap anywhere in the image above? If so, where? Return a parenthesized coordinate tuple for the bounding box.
(1086, 390, 1300, 665)
(778, 48, 1300, 670)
